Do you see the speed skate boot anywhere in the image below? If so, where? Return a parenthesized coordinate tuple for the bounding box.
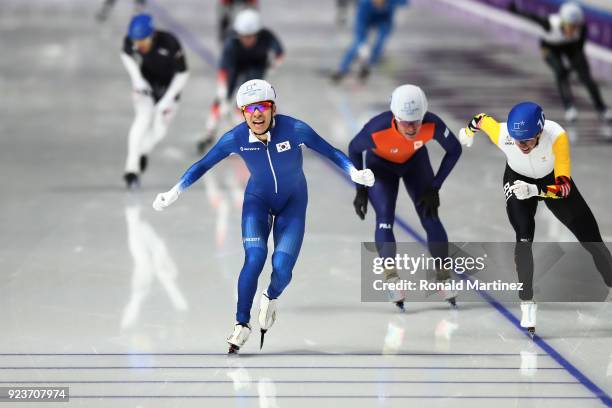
(227, 323, 251, 354)
(123, 172, 139, 189)
(600, 108, 612, 123)
(436, 268, 457, 307)
(439, 279, 458, 307)
(258, 292, 277, 349)
(520, 301, 537, 337)
(384, 268, 406, 311)
(358, 65, 370, 82)
(330, 71, 346, 84)
(259, 292, 276, 350)
(139, 155, 148, 173)
(565, 106, 578, 123)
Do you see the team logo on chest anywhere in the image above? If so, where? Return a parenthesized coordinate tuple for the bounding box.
(158, 48, 169, 56)
(276, 141, 291, 153)
(390, 147, 399, 154)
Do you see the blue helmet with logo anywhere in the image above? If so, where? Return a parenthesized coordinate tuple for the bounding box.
(507, 102, 545, 141)
(128, 14, 154, 40)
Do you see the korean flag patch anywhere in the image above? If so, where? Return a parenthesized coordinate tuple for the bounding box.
(276, 141, 291, 153)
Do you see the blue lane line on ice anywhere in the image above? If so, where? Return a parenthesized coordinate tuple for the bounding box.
(138, 3, 612, 406)
(0, 380, 579, 384)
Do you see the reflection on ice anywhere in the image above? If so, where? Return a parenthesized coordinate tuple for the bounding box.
(435, 309, 459, 352)
(520, 341, 539, 377)
(122, 204, 188, 329)
(202, 158, 248, 248)
(382, 316, 406, 354)
(258, 378, 279, 408)
(226, 358, 279, 408)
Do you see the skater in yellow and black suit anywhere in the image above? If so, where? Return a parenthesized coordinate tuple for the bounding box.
(459, 101, 612, 334)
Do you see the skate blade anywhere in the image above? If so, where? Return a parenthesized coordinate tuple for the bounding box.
(527, 327, 535, 338)
(394, 301, 405, 312)
(228, 344, 240, 355)
(447, 297, 457, 308)
(260, 329, 267, 350)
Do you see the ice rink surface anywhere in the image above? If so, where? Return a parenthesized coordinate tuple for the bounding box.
(1, 0, 612, 406)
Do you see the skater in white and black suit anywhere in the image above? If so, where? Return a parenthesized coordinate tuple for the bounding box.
(121, 13, 189, 188)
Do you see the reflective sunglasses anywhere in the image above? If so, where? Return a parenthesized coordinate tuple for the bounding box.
(242, 101, 274, 113)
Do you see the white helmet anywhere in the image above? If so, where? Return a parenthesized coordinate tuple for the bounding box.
(233, 9, 261, 36)
(560, 2, 584, 25)
(390, 84, 428, 122)
(236, 79, 276, 108)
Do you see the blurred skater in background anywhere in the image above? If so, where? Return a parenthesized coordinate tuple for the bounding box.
(217, 0, 258, 43)
(331, 0, 407, 83)
(197, 9, 284, 154)
(121, 14, 189, 188)
(510, 1, 612, 123)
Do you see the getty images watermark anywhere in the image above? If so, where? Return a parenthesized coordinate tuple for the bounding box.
(360, 242, 612, 302)
(371, 252, 522, 293)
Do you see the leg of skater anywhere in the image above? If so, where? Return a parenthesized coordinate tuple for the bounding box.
(228, 193, 272, 353)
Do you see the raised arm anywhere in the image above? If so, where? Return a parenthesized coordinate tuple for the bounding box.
(458, 113, 501, 147)
(153, 132, 236, 211)
(294, 120, 374, 186)
(269, 30, 284, 59)
(158, 36, 189, 107)
(121, 38, 151, 94)
(295, 120, 354, 174)
(348, 123, 376, 170)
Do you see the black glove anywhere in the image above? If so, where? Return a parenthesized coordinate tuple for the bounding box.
(417, 188, 440, 218)
(467, 113, 487, 135)
(353, 186, 368, 220)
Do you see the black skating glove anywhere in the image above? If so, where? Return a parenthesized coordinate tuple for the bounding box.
(353, 186, 368, 220)
(417, 188, 440, 218)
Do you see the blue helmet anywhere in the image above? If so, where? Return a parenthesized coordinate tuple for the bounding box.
(507, 102, 546, 141)
(128, 14, 154, 40)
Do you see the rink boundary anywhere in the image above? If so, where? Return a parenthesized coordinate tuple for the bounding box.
(419, 0, 612, 74)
